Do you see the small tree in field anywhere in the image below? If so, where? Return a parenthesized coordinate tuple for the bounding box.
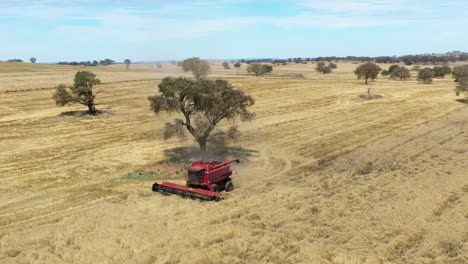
(453, 65, 468, 100)
(181, 57, 210, 79)
(222, 62, 230, 69)
(388, 64, 400, 74)
(124, 59, 131, 70)
(417, 68, 434, 84)
(148, 77, 255, 157)
(390, 66, 411, 80)
(381, 70, 390, 76)
(315, 61, 325, 73)
(315, 61, 334, 74)
(433, 66, 451, 78)
(322, 67, 332, 74)
(354, 62, 382, 84)
(52, 71, 101, 115)
(30, 57, 37, 63)
(247, 63, 273, 77)
(156, 63, 163, 69)
(234, 62, 241, 75)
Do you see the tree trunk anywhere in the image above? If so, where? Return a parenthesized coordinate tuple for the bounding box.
(365, 76, 369, 84)
(87, 103, 96, 115)
(198, 139, 207, 159)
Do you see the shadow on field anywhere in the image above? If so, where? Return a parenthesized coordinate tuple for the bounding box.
(455, 98, 467, 104)
(58, 110, 113, 117)
(164, 146, 258, 163)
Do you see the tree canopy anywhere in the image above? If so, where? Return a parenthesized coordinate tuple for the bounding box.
(148, 77, 255, 157)
(354, 63, 382, 84)
(417, 68, 434, 84)
(30, 57, 37, 63)
(316, 62, 335, 74)
(181, 57, 211, 78)
(433, 66, 451, 78)
(52, 71, 101, 115)
(315, 62, 326, 73)
(247, 63, 273, 77)
(390, 66, 411, 80)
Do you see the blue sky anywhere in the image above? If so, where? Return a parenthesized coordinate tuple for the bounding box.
(1, 0, 467, 62)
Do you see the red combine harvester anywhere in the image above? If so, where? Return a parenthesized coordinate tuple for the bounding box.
(152, 158, 240, 201)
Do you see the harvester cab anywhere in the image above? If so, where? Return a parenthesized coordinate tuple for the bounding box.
(152, 158, 240, 201)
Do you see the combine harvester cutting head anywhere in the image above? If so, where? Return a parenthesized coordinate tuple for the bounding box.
(152, 158, 240, 201)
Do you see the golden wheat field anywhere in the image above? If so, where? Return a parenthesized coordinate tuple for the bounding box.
(0, 62, 467, 264)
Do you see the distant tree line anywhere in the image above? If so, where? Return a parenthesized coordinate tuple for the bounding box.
(236, 51, 468, 65)
(57, 59, 116, 66)
(6, 59, 24, 62)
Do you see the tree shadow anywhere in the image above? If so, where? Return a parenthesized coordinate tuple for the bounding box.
(163, 146, 258, 163)
(359, 94, 384, 100)
(58, 110, 113, 117)
(455, 98, 467, 104)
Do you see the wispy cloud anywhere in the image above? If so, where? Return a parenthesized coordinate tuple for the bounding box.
(1, 0, 467, 61)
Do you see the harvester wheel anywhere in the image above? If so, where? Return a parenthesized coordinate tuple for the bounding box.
(225, 181, 234, 192)
(211, 184, 220, 193)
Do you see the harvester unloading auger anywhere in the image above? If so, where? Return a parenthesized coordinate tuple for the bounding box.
(152, 158, 240, 201)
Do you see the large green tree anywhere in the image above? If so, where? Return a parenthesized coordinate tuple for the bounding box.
(52, 71, 101, 115)
(148, 77, 255, 157)
(354, 63, 382, 84)
(181, 57, 211, 78)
